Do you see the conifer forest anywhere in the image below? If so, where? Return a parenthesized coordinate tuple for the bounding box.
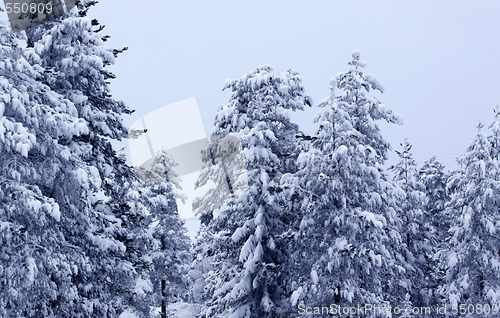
(1, 1, 499, 318)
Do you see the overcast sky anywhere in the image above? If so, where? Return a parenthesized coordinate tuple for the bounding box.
(90, 1, 500, 171)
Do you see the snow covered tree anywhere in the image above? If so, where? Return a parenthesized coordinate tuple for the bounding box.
(1, 17, 65, 318)
(389, 139, 432, 308)
(2, 2, 189, 316)
(125, 148, 191, 317)
(188, 222, 215, 308)
(418, 156, 450, 242)
(0, 8, 105, 316)
(192, 134, 249, 218)
(23, 3, 143, 315)
(489, 105, 500, 160)
(283, 51, 410, 314)
(195, 65, 310, 317)
(418, 156, 450, 307)
(438, 122, 500, 311)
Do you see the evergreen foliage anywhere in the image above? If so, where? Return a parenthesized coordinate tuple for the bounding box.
(1, 5, 498, 315)
(390, 139, 432, 309)
(438, 123, 500, 309)
(195, 65, 310, 318)
(1, 3, 191, 317)
(284, 51, 410, 315)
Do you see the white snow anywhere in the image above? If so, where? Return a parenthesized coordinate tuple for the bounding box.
(359, 211, 384, 228)
(88, 166, 102, 189)
(239, 235, 255, 263)
(486, 220, 496, 234)
(463, 211, 471, 229)
(491, 257, 500, 271)
(167, 302, 202, 317)
(449, 292, 460, 306)
(27, 257, 37, 283)
(87, 232, 126, 253)
(48, 202, 60, 221)
(335, 238, 348, 250)
(69, 92, 88, 105)
(27, 199, 42, 212)
(459, 274, 469, 290)
(291, 287, 303, 306)
(448, 252, 458, 269)
(118, 308, 139, 318)
(296, 152, 309, 168)
(299, 217, 315, 230)
(74, 168, 89, 190)
(333, 145, 348, 160)
(232, 227, 245, 243)
(72, 118, 89, 136)
(254, 211, 264, 225)
(311, 269, 319, 284)
(255, 225, 264, 240)
(252, 242, 264, 265)
(133, 277, 152, 296)
(485, 188, 493, 198)
(486, 289, 500, 303)
(230, 274, 252, 300)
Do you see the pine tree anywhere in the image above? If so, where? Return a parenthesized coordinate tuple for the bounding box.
(188, 222, 215, 308)
(18, 2, 177, 316)
(418, 156, 449, 242)
(389, 139, 431, 309)
(418, 156, 450, 308)
(438, 123, 500, 310)
(284, 51, 410, 313)
(196, 65, 310, 317)
(0, 9, 98, 316)
(127, 148, 192, 317)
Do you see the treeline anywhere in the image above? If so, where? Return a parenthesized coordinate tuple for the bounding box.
(189, 54, 500, 318)
(1, 2, 499, 318)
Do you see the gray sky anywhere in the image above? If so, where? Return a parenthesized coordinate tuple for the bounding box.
(91, 0, 500, 171)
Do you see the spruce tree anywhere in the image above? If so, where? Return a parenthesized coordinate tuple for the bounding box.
(126, 148, 192, 317)
(389, 139, 432, 309)
(438, 123, 500, 310)
(18, 2, 188, 316)
(25, 4, 141, 315)
(196, 65, 310, 317)
(284, 51, 410, 313)
(418, 156, 450, 307)
(0, 8, 100, 316)
(418, 156, 449, 242)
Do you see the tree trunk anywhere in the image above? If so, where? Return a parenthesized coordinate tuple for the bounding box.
(161, 234, 167, 318)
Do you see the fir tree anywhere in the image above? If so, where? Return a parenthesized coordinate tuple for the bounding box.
(0, 8, 97, 316)
(25, 3, 140, 315)
(19, 2, 187, 316)
(196, 65, 310, 317)
(438, 123, 500, 310)
(418, 156, 450, 308)
(285, 51, 408, 314)
(418, 156, 449, 242)
(389, 139, 431, 309)
(128, 148, 192, 317)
